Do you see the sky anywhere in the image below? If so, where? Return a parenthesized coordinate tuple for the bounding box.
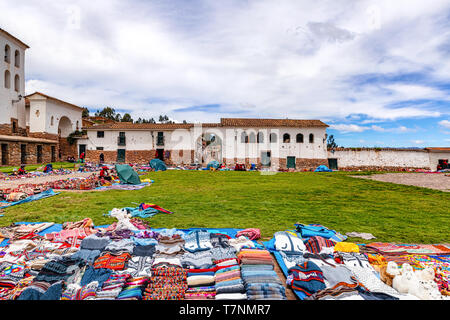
(1, 0, 450, 147)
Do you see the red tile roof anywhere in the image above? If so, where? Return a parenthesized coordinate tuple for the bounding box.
(25, 92, 84, 110)
(425, 147, 450, 152)
(85, 118, 328, 130)
(220, 118, 328, 127)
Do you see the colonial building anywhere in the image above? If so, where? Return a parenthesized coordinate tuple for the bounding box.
(0, 28, 82, 166)
(77, 118, 330, 170)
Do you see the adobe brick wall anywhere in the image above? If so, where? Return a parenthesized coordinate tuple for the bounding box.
(85, 149, 194, 165)
(86, 150, 117, 163)
(58, 137, 77, 160)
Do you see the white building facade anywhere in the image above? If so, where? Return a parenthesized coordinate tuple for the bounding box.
(78, 119, 330, 170)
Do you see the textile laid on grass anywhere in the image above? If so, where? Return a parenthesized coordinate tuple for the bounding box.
(0, 189, 59, 209)
(149, 159, 167, 172)
(0, 213, 274, 300)
(206, 161, 220, 170)
(314, 165, 333, 172)
(0, 213, 448, 301)
(263, 223, 450, 301)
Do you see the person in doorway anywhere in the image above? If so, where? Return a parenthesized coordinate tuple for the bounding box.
(80, 152, 85, 163)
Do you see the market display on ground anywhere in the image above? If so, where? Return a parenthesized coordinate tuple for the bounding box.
(0, 162, 448, 301)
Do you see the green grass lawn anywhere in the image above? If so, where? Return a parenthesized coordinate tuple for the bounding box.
(1, 171, 448, 244)
(0, 162, 76, 174)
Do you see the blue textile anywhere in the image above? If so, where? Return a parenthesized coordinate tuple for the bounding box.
(0, 189, 59, 209)
(314, 165, 333, 172)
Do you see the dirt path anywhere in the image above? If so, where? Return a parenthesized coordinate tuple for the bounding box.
(354, 173, 450, 192)
(0, 171, 98, 189)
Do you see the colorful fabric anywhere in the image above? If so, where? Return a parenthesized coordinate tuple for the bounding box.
(93, 253, 131, 271)
(287, 261, 326, 297)
(304, 236, 336, 254)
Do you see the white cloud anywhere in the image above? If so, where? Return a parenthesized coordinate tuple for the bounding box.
(0, 0, 449, 124)
(439, 120, 450, 129)
(329, 124, 369, 133)
(412, 140, 425, 144)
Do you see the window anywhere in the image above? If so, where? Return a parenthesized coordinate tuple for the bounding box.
(51, 116, 54, 126)
(118, 132, 126, 146)
(76, 121, 79, 130)
(12, 120, 17, 133)
(283, 133, 291, 143)
(241, 132, 248, 143)
(257, 132, 264, 143)
(4, 45, 10, 63)
(249, 132, 256, 143)
(14, 74, 19, 92)
(309, 134, 314, 143)
(269, 133, 277, 143)
(296, 133, 304, 143)
(96, 147, 104, 151)
(97, 131, 105, 138)
(157, 132, 164, 146)
(14, 50, 20, 68)
(4, 70, 10, 89)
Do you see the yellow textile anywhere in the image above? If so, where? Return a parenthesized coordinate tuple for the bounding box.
(334, 242, 360, 253)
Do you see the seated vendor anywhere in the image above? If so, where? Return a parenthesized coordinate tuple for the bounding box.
(99, 166, 112, 181)
(17, 165, 27, 175)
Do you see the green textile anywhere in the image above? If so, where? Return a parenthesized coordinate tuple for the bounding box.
(115, 164, 141, 185)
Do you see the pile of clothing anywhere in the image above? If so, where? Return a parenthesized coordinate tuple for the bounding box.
(264, 224, 450, 300)
(239, 249, 286, 300)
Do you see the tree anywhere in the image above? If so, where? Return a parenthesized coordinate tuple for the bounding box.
(96, 107, 117, 120)
(121, 113, 133, 123)
(81, 107, 90, 118)
(327, 134, 338, 149)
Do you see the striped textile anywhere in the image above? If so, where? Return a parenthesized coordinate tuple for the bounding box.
(304, 236, 336, 254)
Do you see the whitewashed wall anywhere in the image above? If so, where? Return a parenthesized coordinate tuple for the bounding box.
(27, 96, 82, 137)
(328, 149, 431, 168)
(428, 151, 450, 170)
(0, 33, 26, 127)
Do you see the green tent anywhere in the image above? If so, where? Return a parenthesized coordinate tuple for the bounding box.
(115, 164, 141, 185)
(150, 159, 167, 172)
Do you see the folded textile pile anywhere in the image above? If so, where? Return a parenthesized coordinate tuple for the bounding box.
(143, 267, 187, 300)
(182, 251, 214, 269)
(94, 273, 130, 300)
(116, 276, 149, 300)
(186, 268, 216, 300)
(239, 249, 286, 300)
(152, 235, 185, 268)
(214, 264, 246, 299)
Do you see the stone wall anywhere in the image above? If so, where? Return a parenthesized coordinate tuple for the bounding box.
(0, 140, 56, 166)
(58, 137, 78, 161)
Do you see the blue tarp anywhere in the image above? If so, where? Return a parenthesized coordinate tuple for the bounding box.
(314, 165, 333, 172)
(150, 159, 167, 172)
(0, 189, 59, 209)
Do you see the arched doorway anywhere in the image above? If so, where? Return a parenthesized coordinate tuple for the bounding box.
(58, 116, 73, 138)
(195, 132, 223, 164)
(58, 116, 75, 161)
